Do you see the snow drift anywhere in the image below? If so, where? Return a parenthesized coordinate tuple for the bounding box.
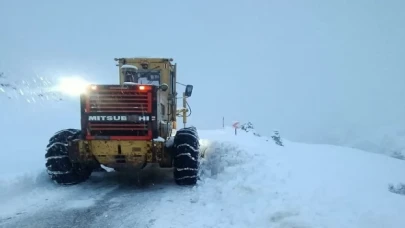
(181, 128, 405, 228)
(1, 126, 405, 227)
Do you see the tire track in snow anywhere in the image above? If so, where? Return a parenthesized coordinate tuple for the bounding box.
(0, 166, 185, 228)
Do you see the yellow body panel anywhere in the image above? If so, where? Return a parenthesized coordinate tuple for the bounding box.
(72, 139, 169, 169)
(114, 57, 177, 128)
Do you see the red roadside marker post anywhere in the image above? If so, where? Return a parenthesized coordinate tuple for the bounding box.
(232, 121, 240, 135)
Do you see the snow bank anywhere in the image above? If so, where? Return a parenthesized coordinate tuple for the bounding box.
(150, 127, 405, 228)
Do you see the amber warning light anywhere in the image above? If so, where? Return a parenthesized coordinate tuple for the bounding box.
(138, 85, 152, 91)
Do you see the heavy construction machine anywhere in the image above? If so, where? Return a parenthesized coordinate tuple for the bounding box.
(44, 58, 200, 185)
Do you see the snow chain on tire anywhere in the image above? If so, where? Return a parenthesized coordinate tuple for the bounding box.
(45, 129, 92, 185)
(173, 126, 200, 185)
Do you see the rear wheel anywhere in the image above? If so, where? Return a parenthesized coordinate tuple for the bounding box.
(173, 126, 200, 185)
(45, 129, 93, 185)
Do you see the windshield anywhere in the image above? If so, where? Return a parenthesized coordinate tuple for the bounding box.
(124, 69, 160, 86)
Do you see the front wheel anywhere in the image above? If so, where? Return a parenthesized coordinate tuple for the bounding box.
(172, 126, 200, 185)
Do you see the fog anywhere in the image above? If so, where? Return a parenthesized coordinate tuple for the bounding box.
(1, 0, 404, 147)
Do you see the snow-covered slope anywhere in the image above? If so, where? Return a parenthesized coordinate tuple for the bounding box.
(310, 124, 405, 160)
(1, 126, 404, 228)
(193, 128, 405, 228)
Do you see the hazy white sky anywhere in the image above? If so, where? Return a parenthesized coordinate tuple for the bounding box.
(1, 0, 404, 142)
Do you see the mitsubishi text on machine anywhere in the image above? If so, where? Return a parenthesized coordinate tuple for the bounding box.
(88, 115, 151, 122)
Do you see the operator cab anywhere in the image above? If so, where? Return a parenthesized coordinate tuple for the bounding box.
(121, 64, 161, 86)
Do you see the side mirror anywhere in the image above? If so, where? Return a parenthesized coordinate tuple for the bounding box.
(185, 85, 193, 97)
(159, 83, 169, 92)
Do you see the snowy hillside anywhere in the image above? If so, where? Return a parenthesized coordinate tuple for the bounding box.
(319, 124, 405, 160)
(1, 126, 404, 228)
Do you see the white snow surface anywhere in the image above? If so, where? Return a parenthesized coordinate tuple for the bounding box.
(0, 127, 405, 227)
(153, 136, 165, 142)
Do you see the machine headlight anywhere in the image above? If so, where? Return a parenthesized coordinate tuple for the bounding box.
(54, 76, 91, 96)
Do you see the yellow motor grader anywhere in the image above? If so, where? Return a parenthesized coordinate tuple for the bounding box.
(44, 58, 200, 185)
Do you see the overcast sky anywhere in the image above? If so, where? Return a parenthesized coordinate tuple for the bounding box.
(1, 0, 404, 143)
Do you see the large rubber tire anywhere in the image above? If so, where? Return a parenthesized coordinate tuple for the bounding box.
(173, 126, 200, 185)
(45, 129, 93, 185)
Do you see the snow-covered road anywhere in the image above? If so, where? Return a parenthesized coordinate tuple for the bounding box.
(0, 167, 196, 228)
(1, 128, 405, 228)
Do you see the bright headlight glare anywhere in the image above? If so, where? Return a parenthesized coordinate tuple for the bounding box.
(55, 76, 91, 96)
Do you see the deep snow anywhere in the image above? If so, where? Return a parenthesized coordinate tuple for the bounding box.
(1, 126, 405, 227)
